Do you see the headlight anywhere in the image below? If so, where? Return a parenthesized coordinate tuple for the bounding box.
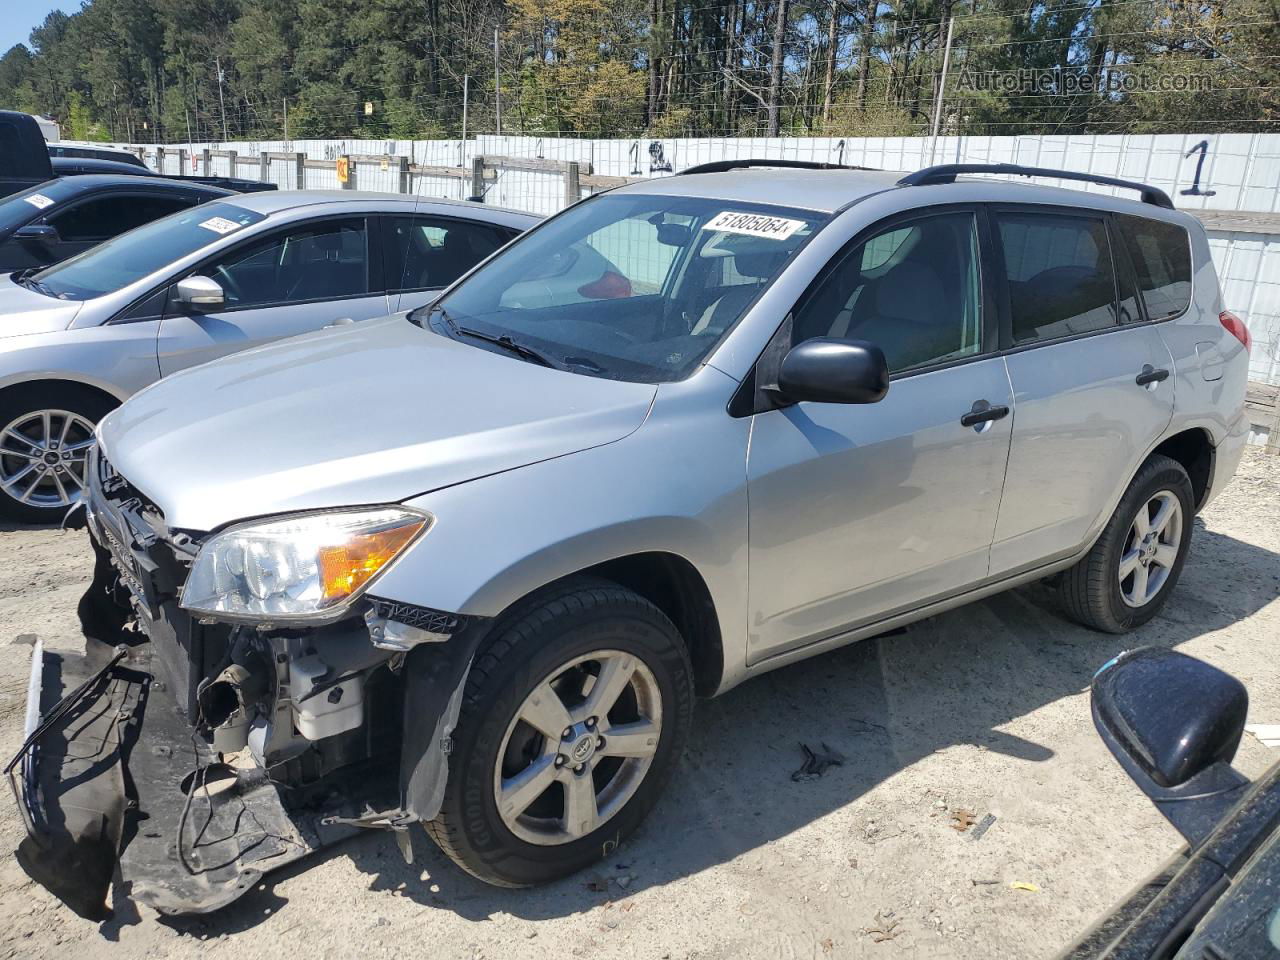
(180, 507, 431, 622)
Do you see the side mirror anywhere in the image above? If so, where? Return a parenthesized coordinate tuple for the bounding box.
(775, 338, 889, 405)
(175, 275, 225, 312)
(1092, 648, 1251, 845)
(14, 224, 59, 242)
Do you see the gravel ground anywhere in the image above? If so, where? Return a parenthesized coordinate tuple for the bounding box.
(0, 449, 1276, 960)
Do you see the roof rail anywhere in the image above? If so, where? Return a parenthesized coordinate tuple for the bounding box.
(678, 158, 876, 176)
(898, 163, 1174, 209)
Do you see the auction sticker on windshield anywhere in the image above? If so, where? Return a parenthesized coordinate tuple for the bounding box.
(702, 211, 805, 241)
(24, 194, 54, 210)
(198, 216, 244, 235)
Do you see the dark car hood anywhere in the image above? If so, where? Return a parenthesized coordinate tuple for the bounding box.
(97, 315, 657, 531)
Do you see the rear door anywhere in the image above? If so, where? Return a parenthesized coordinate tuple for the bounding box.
(157, 216, 390, 375)
(989, 206, 1175, 576)
(382, 213, 516, 312)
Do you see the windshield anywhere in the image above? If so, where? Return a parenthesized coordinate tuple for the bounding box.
(0, 180, 83, 236)
(29, 201, 265, 301)
(426, 194, 827, 382)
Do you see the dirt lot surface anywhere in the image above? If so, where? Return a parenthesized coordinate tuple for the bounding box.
(0, 450, 1275, 960)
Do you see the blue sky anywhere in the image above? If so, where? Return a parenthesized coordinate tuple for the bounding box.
(2, 1, 79, 55)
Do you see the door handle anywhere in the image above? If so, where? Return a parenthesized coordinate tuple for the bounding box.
(323, 317, 356, 329)
(960, 401, 1010, 428)
(1135, 365, 1170, 386)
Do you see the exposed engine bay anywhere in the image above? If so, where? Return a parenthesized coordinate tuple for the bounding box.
(8, 459, 486, 918)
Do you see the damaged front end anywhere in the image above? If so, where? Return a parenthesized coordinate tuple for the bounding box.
(9, 453, 487, 917)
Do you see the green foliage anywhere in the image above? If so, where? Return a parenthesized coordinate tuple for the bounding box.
(0, 0, 1273, 141)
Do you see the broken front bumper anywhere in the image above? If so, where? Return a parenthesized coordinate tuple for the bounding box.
(7, 633, 378, 918)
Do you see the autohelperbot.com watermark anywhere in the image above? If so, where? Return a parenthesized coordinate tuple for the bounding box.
(956, 69, 1212, 95)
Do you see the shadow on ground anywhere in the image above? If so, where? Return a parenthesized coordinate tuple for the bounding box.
(140, 521, 1277, 936)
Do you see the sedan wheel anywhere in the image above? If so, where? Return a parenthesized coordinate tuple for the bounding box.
(0, 409, 97, 513)
(494, 650, 663, 846)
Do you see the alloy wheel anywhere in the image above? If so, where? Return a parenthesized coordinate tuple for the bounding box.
(493, 649, 663, 846)
(0, 409, 96, 511)
(1118, 490, 1183, 608)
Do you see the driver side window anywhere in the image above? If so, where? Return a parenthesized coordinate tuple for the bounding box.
(199, 218, 369, 309)
(791, 212, 983, 374)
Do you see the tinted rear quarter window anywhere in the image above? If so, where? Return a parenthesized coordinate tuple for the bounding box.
(996, 212, 1118, 344)
(1118, 216, 1192, 320)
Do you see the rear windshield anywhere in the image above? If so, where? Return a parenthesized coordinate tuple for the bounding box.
(0, 179, 84, 235)
(1118, 215, 1193, 320)
(29, 202, 265, 301)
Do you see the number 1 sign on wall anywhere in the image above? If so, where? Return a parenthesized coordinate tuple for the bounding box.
(1181, 141, 1217, 198)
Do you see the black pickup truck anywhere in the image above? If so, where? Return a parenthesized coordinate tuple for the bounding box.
(0, 110, 276, 196)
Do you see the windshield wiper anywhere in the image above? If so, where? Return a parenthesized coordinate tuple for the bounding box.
(430, 304, 560, 369)
(16, 273, 56, 298)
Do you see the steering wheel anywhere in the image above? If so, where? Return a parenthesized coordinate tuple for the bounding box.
(213, 266, 244, 304)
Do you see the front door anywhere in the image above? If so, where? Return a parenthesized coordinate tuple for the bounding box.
(158, 216, 390, 376)
(987, 208, 1175, 575)
(746, 209, 1013, 662)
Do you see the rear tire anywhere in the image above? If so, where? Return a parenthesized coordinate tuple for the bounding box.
(0, 384, 115, 525)
(426, 578, 694, 887)
(1058, 454, 1194, 633)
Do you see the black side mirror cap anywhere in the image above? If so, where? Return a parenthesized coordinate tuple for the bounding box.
(1092, 648, 1251, 845)
(14, 224, 59, 242)
(774, 337, 889, 405)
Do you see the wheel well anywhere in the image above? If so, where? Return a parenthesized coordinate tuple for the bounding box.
(583, 552, 724, 697)
(1151, 428, 1214, 510)
(0, 378, 122, 417)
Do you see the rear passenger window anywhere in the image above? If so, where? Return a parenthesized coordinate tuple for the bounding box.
(1118, 216, 1192, 320)
(996, 212, 1118, 344)
(385, 215, 510, 292)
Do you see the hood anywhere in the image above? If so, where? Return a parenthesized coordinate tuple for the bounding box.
(97, 315, 657, 531)
(0, 275, 83, 337)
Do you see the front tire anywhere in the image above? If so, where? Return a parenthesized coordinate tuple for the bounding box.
(0, 384, 114, 525)
(1058, 454, 1195, 633)
(426, 579, 694, 887)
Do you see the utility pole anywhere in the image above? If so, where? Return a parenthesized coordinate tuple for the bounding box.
(493, 28, 502, 136)
(461, 74, 469, 162)
(283, 97, 289, 140)
(215, 57, 229, 142)
(929, 16, 956, 164)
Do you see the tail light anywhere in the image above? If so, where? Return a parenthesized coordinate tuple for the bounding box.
(1220, 311, 1251, 352)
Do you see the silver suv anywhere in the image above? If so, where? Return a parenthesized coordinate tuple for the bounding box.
(15, 162, 1250, 916)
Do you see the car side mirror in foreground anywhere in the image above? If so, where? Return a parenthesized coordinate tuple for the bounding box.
(775, 337, 889, 405)
(176, 275, 225, 312)
(1092, 647, 1251, 845)
(14, 224, 59, 242)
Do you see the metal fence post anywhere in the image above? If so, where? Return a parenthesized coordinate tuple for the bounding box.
(294, 151, 305, 190)
(201, 148, 211, 175)
(565, 161, 580, 208)
(259, 153, 269, 182)
(177, 148, 188, 175)
(226, 149, 238, 178)
(155, 145, 165, 173)
(470, 156, 485, 201)
(397, 156, 410, 194)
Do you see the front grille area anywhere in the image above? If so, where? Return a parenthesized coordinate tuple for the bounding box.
(88, 451, 223, 723)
